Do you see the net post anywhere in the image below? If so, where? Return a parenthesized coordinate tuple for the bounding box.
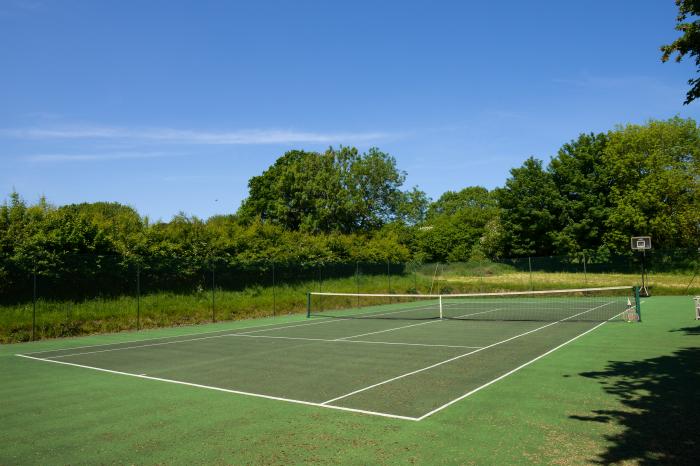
(634, 286, 641, 322)
(439, 295, 443, 319)
(306, 292, 311, 318)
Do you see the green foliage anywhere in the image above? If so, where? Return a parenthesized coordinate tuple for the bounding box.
(602, 117, 700, 252)
(497, 158, 561, 256)
(549, 132, 611, 256)
(660, 0, 700, 104)
(496, 117, 700, 257)
(238, 147, 426, 233)
(1, 119, 698, 282)
(416, 187, 498, 262)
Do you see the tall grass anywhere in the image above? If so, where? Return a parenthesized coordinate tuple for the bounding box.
(1, 267, 697, 343)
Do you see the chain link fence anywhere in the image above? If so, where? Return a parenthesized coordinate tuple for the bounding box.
(1, 248, 698, 342)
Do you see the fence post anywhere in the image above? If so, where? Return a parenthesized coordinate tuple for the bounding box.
(528, 256, 533, 291)
(31, 272, 37, 341)
(272, 261, 276, 317)
(356, 261, 360, 306)
(414, 263, 418, 293)
(136, 263, 141, 331)
(479, 260, 484, 293)
(387, 260, 392, 303)
(582, 252, 587, 285)
(211, 265, 216, 323)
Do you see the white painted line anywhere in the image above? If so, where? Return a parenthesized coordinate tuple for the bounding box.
(229, 334, 479, 349)
(334, 308, 502, 341)
(25, 304, 434, 359)
(39, 333, 479, 360)
(21, 317, 321, 355)
(334, 319, 441, 341)
(40, 332, 261, 359)
(321, 301, 616, 405)
(416, 310, 626, 420)
(15, 354, 419, 422)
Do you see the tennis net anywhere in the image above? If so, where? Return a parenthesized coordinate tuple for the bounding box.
(306, 286, 640, 322)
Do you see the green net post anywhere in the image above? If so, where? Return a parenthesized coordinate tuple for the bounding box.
(634, 286, 642, 322)
(306, 292, 311, 318)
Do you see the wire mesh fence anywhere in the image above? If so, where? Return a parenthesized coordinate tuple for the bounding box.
(1, 248, 698, 342)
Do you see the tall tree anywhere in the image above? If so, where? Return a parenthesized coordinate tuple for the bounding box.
(417, 187, 499, 261)
(602, 117, 700, 252)
(549, 132, 611, 256)
(238, 147, 423, 233)
(496, 158, 562, 256)
(661, 0, 700, 104)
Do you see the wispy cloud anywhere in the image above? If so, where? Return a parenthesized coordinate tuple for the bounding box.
(1, 125, 394, 145)
(552, 73, 677, 94)
(27, 152, 173, 162)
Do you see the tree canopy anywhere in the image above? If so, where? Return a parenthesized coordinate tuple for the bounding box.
(661, 0, 700, 104)
(238, 147, 427, 233)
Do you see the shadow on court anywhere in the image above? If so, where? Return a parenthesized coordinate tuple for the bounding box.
(570, 324, 700, 465)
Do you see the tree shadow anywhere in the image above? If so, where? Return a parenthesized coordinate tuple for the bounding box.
(672, 324, 700, 335)
(570, 327, 699, 465)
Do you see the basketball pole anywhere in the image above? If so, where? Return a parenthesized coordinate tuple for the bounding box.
(640, 249, 649, 297)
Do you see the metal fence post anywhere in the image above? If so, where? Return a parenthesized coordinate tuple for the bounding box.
(211, 265, 216, 323)
(272, 261, 276, 317)
(355, 261, 360, 306)
(136, 263, 141, 330)
(528, 256, 533, 291)
(31, 272, 37, 341)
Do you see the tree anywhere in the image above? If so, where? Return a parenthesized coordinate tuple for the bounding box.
(548, 132, 612, 256)
(496, 158, 562, 256)
(661, 0, 700, 104)
(238, 147, 421, 233)
(416, 187, 498, 261)
(601, 117, 700, 252)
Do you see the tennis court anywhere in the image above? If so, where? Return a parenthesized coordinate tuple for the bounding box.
(16, 286, 640, 421)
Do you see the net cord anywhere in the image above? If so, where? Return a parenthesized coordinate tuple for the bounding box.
(309, 285, 633, 300)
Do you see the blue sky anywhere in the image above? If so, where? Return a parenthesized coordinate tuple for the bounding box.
(1, 0, 698, 221)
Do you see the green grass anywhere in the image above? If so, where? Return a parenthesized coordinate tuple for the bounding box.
(1, 268, 698, 343)
(1, 296, 698, 464)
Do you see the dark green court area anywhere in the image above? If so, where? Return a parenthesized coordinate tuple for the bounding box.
(17, 294, 635, 420)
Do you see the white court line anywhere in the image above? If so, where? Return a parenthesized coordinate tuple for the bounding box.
(334, 308, 503, 341)
(416, 310, 626, 420)
(230, 334, 479, 349)
(23, 303, 434, 357)
(321, 301, 616, 405)
(43, 334, 478, 359)
(15, 354, 419, 422)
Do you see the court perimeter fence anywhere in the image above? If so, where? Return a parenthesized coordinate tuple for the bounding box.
(1, 248, 698, 342)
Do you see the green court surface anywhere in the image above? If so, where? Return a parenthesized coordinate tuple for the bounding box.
(2, 296, 699, 464)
